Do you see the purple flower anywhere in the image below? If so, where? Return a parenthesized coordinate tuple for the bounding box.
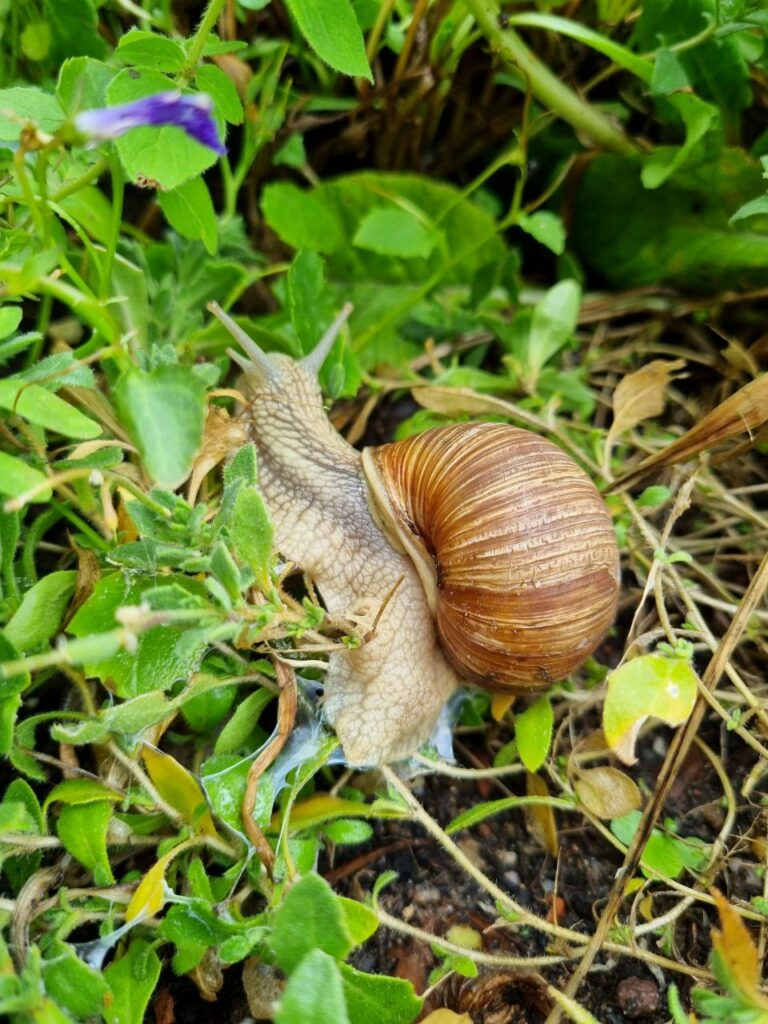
(74, 91, 226, 155)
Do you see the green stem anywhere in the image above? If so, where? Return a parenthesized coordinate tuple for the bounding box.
(52, 157, 110, 202)
(101, 155, 124, 300)
(179, 0, 229, 83)
(462, 0, 637, 155)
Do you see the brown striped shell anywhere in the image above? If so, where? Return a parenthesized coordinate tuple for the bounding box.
(362, 422, 620, 691)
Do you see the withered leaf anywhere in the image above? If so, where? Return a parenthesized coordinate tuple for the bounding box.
(607, 359, 686, 447)
(187, 405, 248, 505)
(711, 889, 768, 1008)
(524, 772, 559, 856)
(573, 766, 641, 820)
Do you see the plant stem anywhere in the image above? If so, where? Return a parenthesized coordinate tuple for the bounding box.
(463, 0, 636, 155)
(52, 157, 110, 202)
(179, 0, 229, 82)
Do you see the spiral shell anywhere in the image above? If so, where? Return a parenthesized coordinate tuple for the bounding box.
(362, 422, 620, 691)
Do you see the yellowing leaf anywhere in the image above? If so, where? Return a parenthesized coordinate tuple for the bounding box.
(607, 358, 686, 446)
(126, 849, 174, 922)
(603, 655, 698, 765)
(142, 744, 219, 837)
(573, 766, 641, 820)
(420, 1013, 472, 1024)
(445, 925, 482, 951)
(491, 693, 515, 721)
(273, 794, 407, 832)
(711, 889, 768, 1007)
(524, 773, 559, 857)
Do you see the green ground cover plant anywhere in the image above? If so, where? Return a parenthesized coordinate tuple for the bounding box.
(1, 1, 768, 1021)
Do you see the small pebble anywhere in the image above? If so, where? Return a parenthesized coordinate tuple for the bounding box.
(616, 976, 660, 1018)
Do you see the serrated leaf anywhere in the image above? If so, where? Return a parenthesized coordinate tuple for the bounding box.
(142, 744, 219, 837)
(603, 655, 698, 764)
(116, 29, 186, 72)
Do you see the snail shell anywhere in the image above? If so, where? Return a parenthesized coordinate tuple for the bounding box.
(362, 422, 620, 691)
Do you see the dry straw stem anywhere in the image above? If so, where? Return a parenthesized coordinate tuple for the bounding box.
(541, 545, 768, 1024)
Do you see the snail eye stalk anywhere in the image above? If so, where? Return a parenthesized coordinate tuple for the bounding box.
(74, 91, 226, 155)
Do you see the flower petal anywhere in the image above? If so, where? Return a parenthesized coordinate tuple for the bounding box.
(74, 91, 226, 155)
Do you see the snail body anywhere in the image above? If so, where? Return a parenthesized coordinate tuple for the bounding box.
(211, 304, 620, 766)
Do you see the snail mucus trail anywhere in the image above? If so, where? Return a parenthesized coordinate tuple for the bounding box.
(209, 302, 620, 768)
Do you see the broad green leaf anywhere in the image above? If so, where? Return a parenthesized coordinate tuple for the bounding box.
(116, 29, 186, 72)
(262, 182, 345, 254)
(107, 69, 221, 189)
(43, 0, 107, 64)
(4, 570, 76, 653)
(353, 207, 438, 259)
(340, 962, 422, 1024)
(181, 683, 236, 733)
(0, 379, 101, 438)
(229, 486, 273, 590)
(287, 249, 326, 353)
(115, 365, 207, 488)
(270, 874, 353, 973)
(603, 654, 698, 764)
(650, 48, 690, 96)
(201, 754, 252, 833)
(158, 177, 218, 256)
(142, 744, 219, 837)
(103, 940, 161, 1024)
(641, 93, 717, 190)
(276, 949, 349, 1024)
(515, 697, 553, 773)
(56, 800, 114, 884)
(195, 63, 244, 124)
(0, 307, 22, 339)
(526, 279, 580, 382)
(284, 0, 372, 80)
(0, 86, 64, 139)
(516, 210, 566, 254)
(42, 942, 110, 1019)
(337, 897, 379, 947)
(57, 56, 116, 112)
(0, 452, 51, 503)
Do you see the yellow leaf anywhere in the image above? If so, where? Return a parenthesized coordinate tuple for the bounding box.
(273, 794, 407, 832)
(711, 889, 768, 1006)
(524, 773, 558, 856)
(420, 1013, 472, 1024)
(491, 693, 515, 721)
(142, 744, 219, 838)
(445, 925, 482, 951)
(126, 847, 175, 922)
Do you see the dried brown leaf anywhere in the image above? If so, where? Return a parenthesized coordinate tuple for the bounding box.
(607, 359, 686, 446)
(187, 405, 248, 505)
(711, 889, 768, 1007)
(610, 373, 768, 492)
(524, 773, 559, 856)
(573, 767, 641, 820)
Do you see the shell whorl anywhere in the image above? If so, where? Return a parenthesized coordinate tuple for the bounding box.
(363, 422, 620, 690)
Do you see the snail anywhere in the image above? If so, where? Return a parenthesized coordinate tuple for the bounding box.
(209, 302, 620, 767)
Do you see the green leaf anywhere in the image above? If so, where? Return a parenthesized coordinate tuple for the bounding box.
(158, 177, 218, 256)
(42, 942, 110, 1019)
(515, 697, 553, 773)
(636, 485, 672, 509)
(287, 249, 326, 353)
(0, 86, 64, 140)
(284, 0, 372, 80)
(4, 571, 76, 653)
(650, 48, 690, 96)
(43, 0, 107, 64)
(57, 56, 116, 113)
(45, 778, 122, 812)
(0, 306, 22, 339)
(262, 182, 345, 254)
(214, 687, 275, 754)
(270, 874, 353, 974)
(603, 654, 698, 764)
(729, 194, 768, 224)
(0, 378, 102, 438)
(340, 963, 422, 1024)
(352, 207, 438, 259)
(276, 949, 350, 1024)
(0, 452, 51, 503)
(117, 29, 186, 72)
(195, 63, 244, 124)
(323, 819, 374, 845)
(21, 21, 52, 61)
(337, 897, 379, 947)
(115, 365, 207, 488)
(229, 486, 273, 590)
(516, 210, 566, 254)
(0, 634, 30, 702)
(103, 940, 162, 1024)
(526, 279, 581, 382)
(107, 69, 221, 189)
(641, 93, 718, 190)
(56, 800, 114, 884)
